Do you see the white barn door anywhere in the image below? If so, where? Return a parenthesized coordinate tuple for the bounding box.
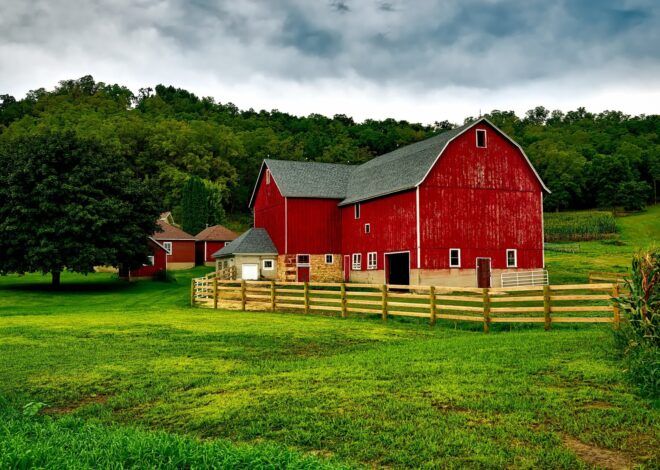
(241, 264, 259, 280)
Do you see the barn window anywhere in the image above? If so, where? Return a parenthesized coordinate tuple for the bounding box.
(506, 249, 517, 268)
(163, 242, 172, 255)
(224, 241, 230, 246)
(476, 129, 487, 148)
(354, 203, 360, 219)
(297, 254, 310, 266)
(367, 252, 377, 270)
(352, 253, 362, 270)
(364, 223, 370, 234)
(262, 259, 274, 270)
(325, 254, 334, 264)
(146, 255, 154, 266)
(449, 248, 461, 267)
(265, 169, 271, 185)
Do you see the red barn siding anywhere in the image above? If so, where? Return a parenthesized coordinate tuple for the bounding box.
(286, 198, 342, 254)
(253, 174, 286, 253)
(130, 240, 167, 278)
(205, 241, 226, 262)
(166, 240, 196, 263)
(341, 190, 417, 270)
(419, 122, 544, 270)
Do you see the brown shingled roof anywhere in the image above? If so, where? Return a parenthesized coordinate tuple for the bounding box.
(153, 220, 195, 240)
(195, 224, 239, 241)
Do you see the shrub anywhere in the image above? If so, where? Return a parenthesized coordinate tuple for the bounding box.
(544, 211, 618, 242)
(613, 249, 659, 397)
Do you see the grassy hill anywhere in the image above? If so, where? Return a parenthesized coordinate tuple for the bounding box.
(545, 204, 660, 283)
(1, 265, 658, 467)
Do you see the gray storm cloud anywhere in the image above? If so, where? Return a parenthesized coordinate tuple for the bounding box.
(1, 0, 659, 121)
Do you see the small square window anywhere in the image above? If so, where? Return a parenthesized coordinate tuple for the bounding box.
(476, 129, 487, 148)
(506, 249, 517, 268)
(163, 242, 172, 255)
(449, 248, 461, 268)
(352, 253, 362, 270)
(367, 252, 377, 270)
(354, 203, 360, 219)
(297, 254, 310, 265)
(263, 259, 274, 270)
(325, 254, 334, 264)
(224, 241, 230, 246)
(364, 223, 370, 234)
(146, 255, 155, 266)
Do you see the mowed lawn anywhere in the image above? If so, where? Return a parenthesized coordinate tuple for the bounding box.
(1, 269, 658, 468)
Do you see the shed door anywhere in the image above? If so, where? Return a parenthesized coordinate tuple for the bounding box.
(297, 266, 310, 282)
(476, 258, 491, 288)
(242, 264, 259, 280)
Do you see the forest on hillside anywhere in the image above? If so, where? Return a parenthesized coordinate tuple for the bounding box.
(1, 76, 658, 229)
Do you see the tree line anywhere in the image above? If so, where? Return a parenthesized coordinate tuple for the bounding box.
(1, 75, 658, 221)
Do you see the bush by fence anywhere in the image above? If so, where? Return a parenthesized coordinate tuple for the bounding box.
(192, 277, 620, 332)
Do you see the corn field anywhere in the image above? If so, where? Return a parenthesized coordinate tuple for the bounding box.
(544, 211, 618, 242)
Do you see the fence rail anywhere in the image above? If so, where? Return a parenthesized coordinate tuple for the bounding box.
(589, 271, 627, 284)
(191, 276, 620, 332)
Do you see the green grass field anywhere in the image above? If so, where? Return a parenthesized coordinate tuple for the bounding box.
(0, 206, 658, 468)
(545, 205, 660, 283)
(1, 267, 659, 468)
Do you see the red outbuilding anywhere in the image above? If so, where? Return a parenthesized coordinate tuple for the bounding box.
(195, 225, 239, 266)
(153, 220, 196, 270)
(127, 237, 169, 279)
(243, 118, 549, 287)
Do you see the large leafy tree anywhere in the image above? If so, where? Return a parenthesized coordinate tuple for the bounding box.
(0, 130, 160, 285)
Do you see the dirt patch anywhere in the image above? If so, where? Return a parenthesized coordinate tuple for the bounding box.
(43, 394, 109, 415)
(582, 400, 616, 410)
(430, 400, 469, 413)
(563, 435, 633, 470)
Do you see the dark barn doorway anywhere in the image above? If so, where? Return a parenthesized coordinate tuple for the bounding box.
(386, 252, 410, 285)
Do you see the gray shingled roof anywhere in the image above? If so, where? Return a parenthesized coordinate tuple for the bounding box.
(340, 122, 471, 205)
(264, 159, 354, 199)
(212, 228, 277, 257)
(250, 119, 548, 208)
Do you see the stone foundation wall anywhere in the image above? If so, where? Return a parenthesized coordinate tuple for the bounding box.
(277, 254, 343, 282)
(167, 262, 195, 270)
(349, 268, 539, 287)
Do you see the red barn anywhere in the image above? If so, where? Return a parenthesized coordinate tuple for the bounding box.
(246, 118, 549, 287)
(195, 224, 239, 266)
(127, 237, 169, 279)
(153, 220, 196, 270)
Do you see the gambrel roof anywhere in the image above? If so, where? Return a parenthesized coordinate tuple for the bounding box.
(212, 228, 277, 258)
(248, 118, 549, 208)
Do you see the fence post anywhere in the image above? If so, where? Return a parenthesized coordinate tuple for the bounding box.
(190, 278, 195, 306)
(543, 285, 551, 331)
(270, 280, 276, 311)
(381, 284, 388, 321)
(482, 288, 491, 333)
(340, 283, 347, 318)
(304, 282, 310, 314)
(429, 285, 437, 326)
(241, 280, 246, 311)
(612, 283, 620, 329)
(213, 277, 218, 309)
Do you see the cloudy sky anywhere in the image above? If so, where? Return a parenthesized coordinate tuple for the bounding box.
(1, 0, 659, 123)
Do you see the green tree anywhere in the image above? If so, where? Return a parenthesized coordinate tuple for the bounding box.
(180, 176, 208, 235)
(0, 130, 160, 286)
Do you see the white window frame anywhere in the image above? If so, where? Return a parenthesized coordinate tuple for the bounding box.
(162, 242, 172, 255)
(506, 249, 517, 268)
(296, 254, 310, 266)
(325, 254, 334, 264)
(352, 253, 362, 270)
(354, 203, 360, 219)
(224, 241, 231, 246)
(146, 255, 155, 266)
(262, 259, 274, 270)
(476, 129, 487, 148)
(265, 169, 271, 184)
(449, 248, 461, 268)
(367, 252, 377, 270)
(364, 223, 370, 234)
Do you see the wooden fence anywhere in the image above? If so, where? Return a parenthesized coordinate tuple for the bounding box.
(191, 277, 620, 332)
(589, 271, 627, 285)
